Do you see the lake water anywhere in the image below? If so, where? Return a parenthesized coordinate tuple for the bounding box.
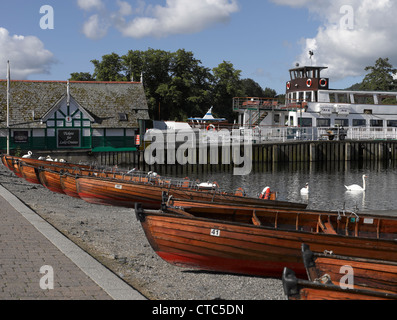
(163, 161, 397, 215)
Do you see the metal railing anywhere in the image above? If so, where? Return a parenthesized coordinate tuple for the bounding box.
(247, 126, 397, 143)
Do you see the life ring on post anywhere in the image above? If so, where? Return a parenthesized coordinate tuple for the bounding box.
(259, 186, 271, 200)
(319, 78, 328, 87)
(206, 124, 216, 131)
(306, 79, 312, 88)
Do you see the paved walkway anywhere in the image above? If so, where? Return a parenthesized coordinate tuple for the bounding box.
(0, 184, 146, 300)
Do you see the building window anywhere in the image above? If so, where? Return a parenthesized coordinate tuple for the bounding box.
(298, 117, 312, 127)
(335, 119, 348, 127)
(370, 120, 383, 127)
(353, 119, 366, 127)
(317, 118, 330, 127)
(118, 113, 128, 121)
(387, 120, 397, 127)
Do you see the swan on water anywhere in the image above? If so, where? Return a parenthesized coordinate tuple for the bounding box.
(345, 175, 368, 191)
(45, 155, 54, 161)
(22, 151, 32, 158)
(300, 183, 309, 195)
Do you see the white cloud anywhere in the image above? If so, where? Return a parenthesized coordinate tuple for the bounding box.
(117, 0, 133, 16)
(0, 28, 54, 80)
(78, 0, 239, 39)
(77, 0, 105, 11)
(119, 0, 239, 38)
(271, 0, 397, 81)
(82, 14, 110, 40)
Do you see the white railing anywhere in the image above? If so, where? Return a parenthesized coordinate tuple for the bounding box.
(145, 127, 397, 146)
(247, 126, 397, 143)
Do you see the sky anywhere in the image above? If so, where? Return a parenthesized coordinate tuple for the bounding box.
(1, 0, 397, 96)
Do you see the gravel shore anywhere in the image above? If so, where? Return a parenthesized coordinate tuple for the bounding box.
(0, 163, 284, 300)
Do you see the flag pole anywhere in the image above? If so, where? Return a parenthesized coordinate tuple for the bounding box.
(6, 60, 10, 155)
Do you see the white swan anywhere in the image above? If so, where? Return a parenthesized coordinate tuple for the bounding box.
(45, 155, 54, 161)
(300, 183, 309, 195)
(22, 151, 32, 158)
(345, 175, 368, 191)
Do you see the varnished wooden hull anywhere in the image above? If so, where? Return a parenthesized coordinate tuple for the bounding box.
(18, 162, 41, 184)
(60, 173, 80, 198)
(76, 176, 307, 210)
(282, 268, 397, 300)
(2, 155, 92, 181)
(302, 244, 397, 294)
(76, 177, 164, 209)
(136, 207, 397, 277)
(38, 169, 65, 194)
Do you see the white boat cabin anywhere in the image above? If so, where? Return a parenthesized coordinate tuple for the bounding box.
(234, 66, 397, 132)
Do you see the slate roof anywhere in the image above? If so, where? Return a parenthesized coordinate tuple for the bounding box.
(0, 80, 150, 129)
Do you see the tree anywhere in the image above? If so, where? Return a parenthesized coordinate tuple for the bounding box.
(71, 49, 277, 122)
(69, 72, 95, 81)
(163, 49, 213, 120)
(241, 78, 265, 97)
(361, 58, 397, 91)
(212, 61, 244, 122)
(91, 53, 126, 81)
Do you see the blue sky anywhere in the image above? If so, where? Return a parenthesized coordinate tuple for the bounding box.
(1, 0, 397, 95)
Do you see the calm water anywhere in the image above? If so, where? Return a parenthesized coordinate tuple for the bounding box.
(155, 161, 397, 215)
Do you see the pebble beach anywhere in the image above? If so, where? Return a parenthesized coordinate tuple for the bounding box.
(0, 163, 285, 300)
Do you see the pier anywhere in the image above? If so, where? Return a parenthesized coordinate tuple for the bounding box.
(88, 139, 397, 169)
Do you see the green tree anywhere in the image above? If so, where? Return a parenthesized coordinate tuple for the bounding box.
(162, 49, 213, 120)
(122, 50, 145, 82)
(91, 53, 126, 81)
(69, 72, 95, 81)
(212, 61, 244, 122)
(241, 78, 264, 97)
(71, 49, 279, 122)
(361, 58, 397, 91)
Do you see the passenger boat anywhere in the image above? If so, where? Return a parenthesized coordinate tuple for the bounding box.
(282, 267, 397, 300)
(75, 174, 306, 210)
(302, 243, 397, 294)
(135, 202, 397, 277)
(234, 65, 397, 141)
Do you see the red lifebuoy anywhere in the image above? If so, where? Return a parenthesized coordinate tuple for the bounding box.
(286, 82, 291, 90)
(206, 124, 216, 131)
(319, 78, 327, 87)
(306, 79, 312, 87)
(259, 187, 271, 200)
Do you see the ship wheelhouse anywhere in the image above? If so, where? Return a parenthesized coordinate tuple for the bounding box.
(233, 64, 397, 141)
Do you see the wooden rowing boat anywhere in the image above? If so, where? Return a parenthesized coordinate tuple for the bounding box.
(59, 172, 80, 198)
(75, 174, 307, 210)
(59, 170, 116, 198)
(302, 243, 397, 294)
(282, 267, 397, 300)
(1, 154, 92, 181)
(1, 154, 12, 170)
(18, 161, 42, 184)
(135, 202, 397, 277)
(38, 167, 66, 194)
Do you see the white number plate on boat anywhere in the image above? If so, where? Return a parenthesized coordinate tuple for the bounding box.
(210, 229, 220, 237)
(115, 184, 123, 190)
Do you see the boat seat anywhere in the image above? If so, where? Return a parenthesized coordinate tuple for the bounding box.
(317, 216, 337, 234)
(252, 211, 261, 226)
